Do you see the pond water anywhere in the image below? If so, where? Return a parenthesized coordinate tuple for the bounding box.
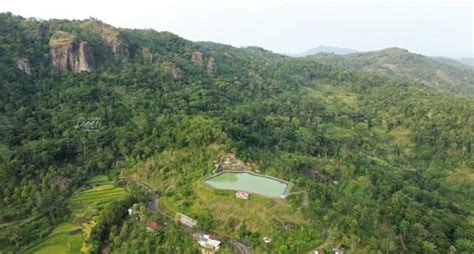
(204, 171, 290, 198)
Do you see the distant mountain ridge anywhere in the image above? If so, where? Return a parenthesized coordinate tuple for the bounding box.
(310, 47, 474, 96)
(456, 57, 474, 67)
(288, 45, 358, 57)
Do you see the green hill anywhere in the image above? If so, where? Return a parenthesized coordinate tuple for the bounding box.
(0, 13, 473, 253)
(310, 47, 474, 96)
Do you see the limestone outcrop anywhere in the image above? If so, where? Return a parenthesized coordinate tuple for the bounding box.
(163, 63, 182, 80)
(206, 57, 217, 75)
(192, 51, 203, 65)
(170, 66, 182, 80)
(77, 42, 95, 72)
(16, 58, 32, 75)
(142, 47, 154, 63)
(49, 32, 95, 73)
(81, 19, 129, 58)
(100, 27, 129, 57)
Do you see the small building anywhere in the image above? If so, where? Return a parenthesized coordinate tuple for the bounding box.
(314, 248, 325, 254)
(263, 236, 272, 243)
(175, 212, 197, 228)
(146, 220, 164, 232)
(333, 248, 343, 254)
(101, 245, 110, 254)
(128, 203, 139, 216)
(193, 233, 221, 250)
(235, 191, 249, 200)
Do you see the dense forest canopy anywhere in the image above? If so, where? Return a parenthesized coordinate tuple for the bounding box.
(0, 12, 473, 253)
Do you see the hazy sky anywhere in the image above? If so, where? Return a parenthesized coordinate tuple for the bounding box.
(2, 0, 473, 58)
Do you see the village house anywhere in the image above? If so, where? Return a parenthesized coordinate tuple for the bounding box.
(235, 191, 249, 199)
(146, 220, 164, 232)
(128, 203, 139, 216)
(193, 233, 221, 250)
(263, 236, 272, 243)
(175, 212, 197, 228)
(314, 248, 325, 254)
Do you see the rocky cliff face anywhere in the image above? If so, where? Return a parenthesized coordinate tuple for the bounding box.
(16, 58, 32, 75)
(81, 19, 129, 58)
(206, 57, 217, 75)
(101, 28, 129, 58)
(49, 32, 95, 73)
(192, 51, 204, 65)
(162, 62, 182, 80)
(142, 47, 154, 63)
(76, 42, 95, 72)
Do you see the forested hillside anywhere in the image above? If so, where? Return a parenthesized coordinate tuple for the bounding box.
(0, 13, 473, 253)
(310, 48, 474, 96)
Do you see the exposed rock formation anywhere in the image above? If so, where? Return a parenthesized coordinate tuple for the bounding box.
(77, 42, 94, 72)
(49, 32, 95, 73)
(213, 153, 254, 173)
(163, 63, 182, 80)
(81, 19, 129, 58)
(142, 47, 154, 63)
(170, 67, 182, 80)
(16, 58, 32, 75)
(435, 69, 455, 83)
(33, 23, 48, 38)
(382, 63, 400, 74)
(206, 57, 217, 75)
(50, 176, 72, 191)
(307, 169, 329, 182)
(101, 27, 129, 57)
(192, 51, 203, 65)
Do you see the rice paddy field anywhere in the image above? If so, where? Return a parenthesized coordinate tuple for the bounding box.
(26, 180, 129, 254)
(69, 184, 128, 206)
(26, 223, 83, 254)
(85, 175, 110, 184)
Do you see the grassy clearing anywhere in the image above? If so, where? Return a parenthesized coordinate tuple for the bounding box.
(51, 222, 79, 235)
(306, 85, 360, 110)
(34, 244, 69, 254)
(189, 181, 307, 237)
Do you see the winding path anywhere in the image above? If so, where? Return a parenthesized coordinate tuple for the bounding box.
(286, 190, 309, 207)
(118, 178, 253, 254)
(230, 240, 253, 254)
(118, 178, 156, 193)
(118, 178, 160, 212)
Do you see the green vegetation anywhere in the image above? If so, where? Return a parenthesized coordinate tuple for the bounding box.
(310, 48, 474, 96)
(69, 185, 127, 206)
(0, 12, 473, 253)
(85, 175, 109, 184)
(49, 31, 76, 46)
(27, 222, 83, 254)
(24, 181, 130, 254)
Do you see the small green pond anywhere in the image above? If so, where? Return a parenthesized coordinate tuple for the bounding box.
(204, 171, 290, 198)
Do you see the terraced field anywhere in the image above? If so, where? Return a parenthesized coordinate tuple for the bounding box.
(26, 223, 83, 254)
(85, 175, 109, 184)
(26, 183, 129, 253)
(69, 184, 128, 206)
